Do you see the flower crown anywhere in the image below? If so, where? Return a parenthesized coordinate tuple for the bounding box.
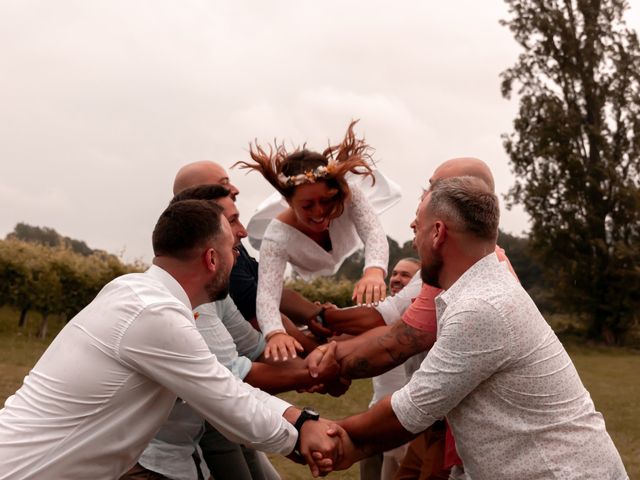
(276, 159, 338, 187)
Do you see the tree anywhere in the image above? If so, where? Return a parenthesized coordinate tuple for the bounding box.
(7, 222, 94, 256)
(333, 236, 417, 282)
(501, 0, 640, 344)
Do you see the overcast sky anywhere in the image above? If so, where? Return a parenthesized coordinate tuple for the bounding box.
(2, 1, 639, 263)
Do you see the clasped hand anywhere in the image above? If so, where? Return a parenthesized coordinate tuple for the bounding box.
(302, 342, 351, 397)
(295, 418, 355, 477)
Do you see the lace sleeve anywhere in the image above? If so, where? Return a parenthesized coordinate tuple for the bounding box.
(349, 184, 389, 275)
(256, 237, 288, 338)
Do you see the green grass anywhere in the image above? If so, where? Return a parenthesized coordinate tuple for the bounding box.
(0, 308, 637, 479)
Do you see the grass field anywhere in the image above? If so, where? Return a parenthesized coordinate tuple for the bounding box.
(0, 307, 637, 479)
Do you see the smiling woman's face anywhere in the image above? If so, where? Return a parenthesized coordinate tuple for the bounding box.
(287, 181, 340, 234)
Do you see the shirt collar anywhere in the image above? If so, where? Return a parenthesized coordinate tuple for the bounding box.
(437, 252, 500, 312)
(145, 264, 192, 310)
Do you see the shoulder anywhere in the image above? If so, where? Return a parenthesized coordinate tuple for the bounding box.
(214, 296, 239, 317)
(263, 219, 294, 243)
(346, 183, 366, 204)
(114, 273, 189, 314)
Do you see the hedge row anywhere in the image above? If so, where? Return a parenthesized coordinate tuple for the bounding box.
(0, 238, 144, 336)
(286, 277, 356, 308)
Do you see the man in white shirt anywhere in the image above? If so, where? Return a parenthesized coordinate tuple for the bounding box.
(327, 176, 628, 479)
(359, 258, 420, 480)
(0, 199, 345, 480)
(125, 184, 347, 480)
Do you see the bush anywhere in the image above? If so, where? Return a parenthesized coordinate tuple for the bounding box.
(286, 277, 356, 308)
(0, 238, 144, 334)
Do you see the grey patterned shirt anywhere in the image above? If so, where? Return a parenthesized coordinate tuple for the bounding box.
(392, 253, 627, 480)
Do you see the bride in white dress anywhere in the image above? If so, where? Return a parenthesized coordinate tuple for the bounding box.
(235, 121, 401, 360)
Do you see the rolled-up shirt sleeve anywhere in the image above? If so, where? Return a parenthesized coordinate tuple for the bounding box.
(391, 299, 512, 434)
(118, 302, 297, 454)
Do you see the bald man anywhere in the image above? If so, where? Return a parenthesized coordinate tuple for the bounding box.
(313, 157, 499, 337)
(173, 161, 239, 199)
(308, 158, 516, 479)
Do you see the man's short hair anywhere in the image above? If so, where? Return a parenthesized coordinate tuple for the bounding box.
(152, 199, 224, 259)
(398, 257, 420, 266)
(428, 176, 499, 241)
(169, 184, 231, 205)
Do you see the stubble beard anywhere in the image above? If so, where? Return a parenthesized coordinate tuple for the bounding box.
(420, 247, 443, 289)
(205, 263, 231, 302)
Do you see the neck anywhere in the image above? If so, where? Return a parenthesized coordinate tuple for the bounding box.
(153, 257, 205, 308)
(438, 241, 495, 290)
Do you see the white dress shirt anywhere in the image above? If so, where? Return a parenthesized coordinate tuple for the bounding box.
(137, 297, 266, 480)
(374, 271, 422, 325)
(391, 253, 627, 480)
(0, 266, 296, 480)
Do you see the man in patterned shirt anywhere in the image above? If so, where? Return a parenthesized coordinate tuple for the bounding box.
(320, 176, 628, 479)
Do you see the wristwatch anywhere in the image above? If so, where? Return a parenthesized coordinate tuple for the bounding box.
(294, 407, 320, 455)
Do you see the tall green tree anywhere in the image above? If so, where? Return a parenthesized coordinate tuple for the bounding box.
(501, 0, 640, 344)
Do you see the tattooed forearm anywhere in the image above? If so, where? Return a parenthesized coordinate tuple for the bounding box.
(342, 322, 435, 379)
(347, 357, 372, 378)
(391, 321, 435, 356)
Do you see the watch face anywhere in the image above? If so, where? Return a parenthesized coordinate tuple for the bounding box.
(305, 408, 319, 417)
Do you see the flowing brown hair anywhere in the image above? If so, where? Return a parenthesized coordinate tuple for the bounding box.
(234, 120, 375, 220)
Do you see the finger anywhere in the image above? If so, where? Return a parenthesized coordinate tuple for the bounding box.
(310, 455, 333, 477)
(307, 351, 324, 377)
(337, 430, 344, 460)
(355, 285, 365, 306)
(271, 343, 281, 361)
(313, 449, 334, 464)
(303, 449, 320, 477)
(286, 339, 297, 359)
(324, 340, 337, 357)
(278, 343, 289, 361)
(309, 319, 333, 337)
(364, 284, 374, 306)
(318, 342, 337, 369)
(372, 284, 381, 305)
(294, 339, 304, 352)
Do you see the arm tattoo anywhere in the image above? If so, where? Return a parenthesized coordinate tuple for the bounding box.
(381, 321, 435, 363)
(343, 322, 435, 378)
(349, 357, 372, 378)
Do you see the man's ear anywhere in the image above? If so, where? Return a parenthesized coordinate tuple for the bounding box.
(204, 248, 217, 273)
(433, 220, 447, 250)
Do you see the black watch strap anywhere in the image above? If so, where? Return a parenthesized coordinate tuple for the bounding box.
(294, 408, 320, 454)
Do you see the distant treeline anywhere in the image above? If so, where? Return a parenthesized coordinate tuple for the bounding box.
(0, 223, 144, 338)
(332, 230, 552, 311)
(0, 222, 605, 342)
